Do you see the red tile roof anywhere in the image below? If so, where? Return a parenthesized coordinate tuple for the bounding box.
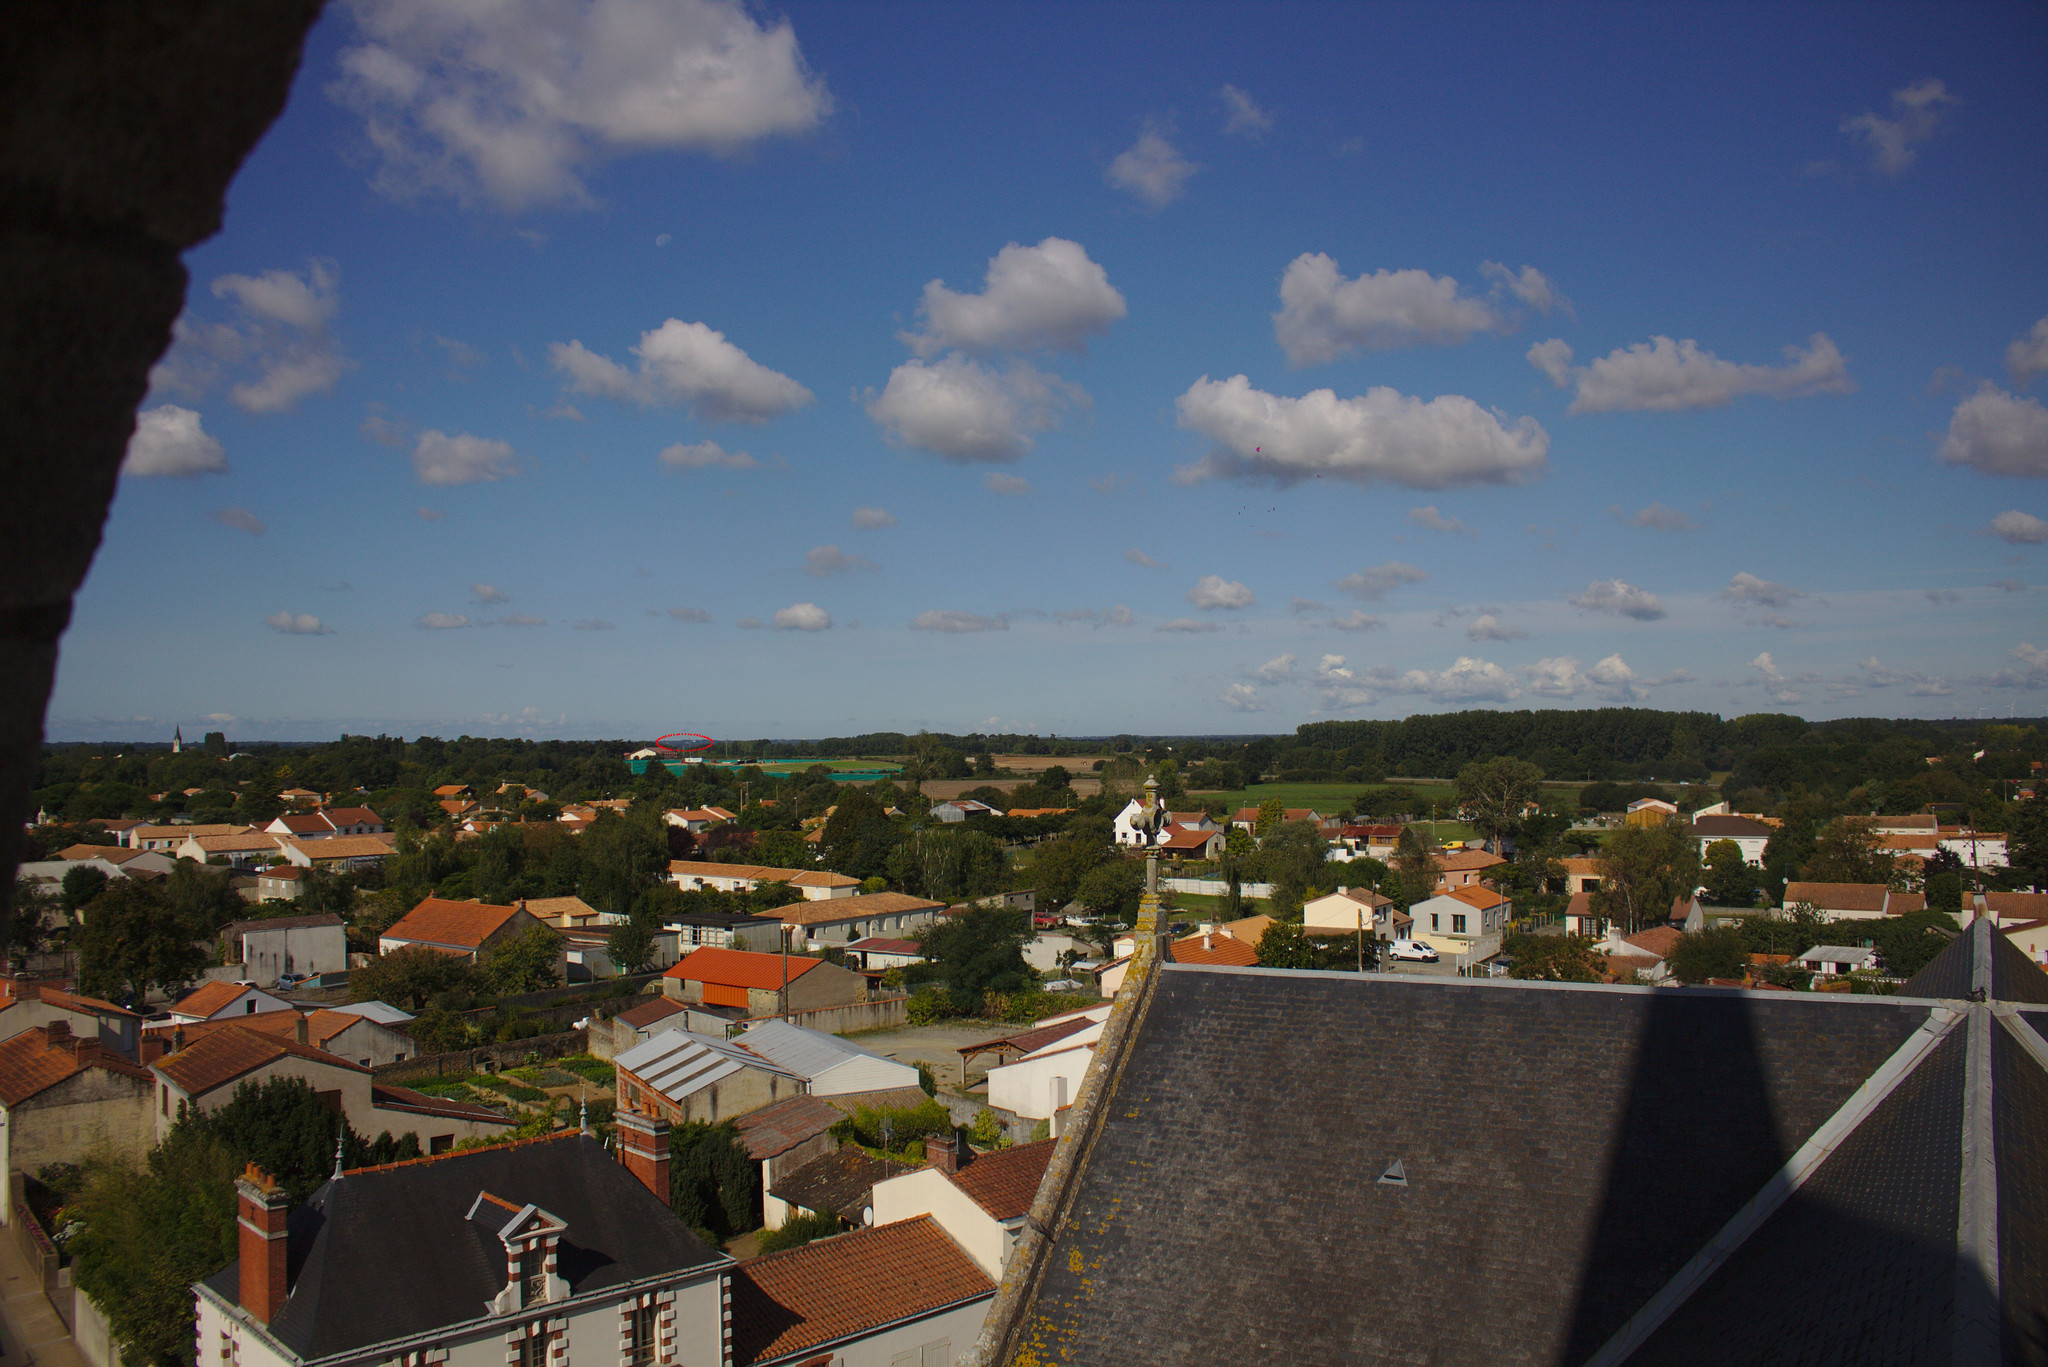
(153, 1024, 368, 1097)
(1621, 927, 1683, 961)
(732, 1094, 845, 1161)
(1438, 849, 1507, 872)
(667, 860, 859, 888)
(0, 982, 138, 1019)
(1157, 828, 1220, 851)
(170, 980, 279, 1020)
(614, 996, 689, 1030)
(760, 892, 944, 928)
(370, 1083, 513, 1125)
(1168, 933, 1260, 967)
(1447, 884, 1510, 910)
(0, 1027, 152, 1106)
(382, 897, 525, 950)
(1784, 882, 1890, 913)
(951, 1139, 1055, 1221)
(957, 1015, 1097, 1059)
(1988, 892, 2048, 921)
(663, 946, 823, 991)
(729, 1216, 994, 1365)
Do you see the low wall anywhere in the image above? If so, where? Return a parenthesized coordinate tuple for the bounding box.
(9, 1175, 71, 1328)
(76, 1290, 123, 1367)
(1161, 877, 1275, 899)
(738, 996, 908, 1039)
(372, 1028, 586, 1082)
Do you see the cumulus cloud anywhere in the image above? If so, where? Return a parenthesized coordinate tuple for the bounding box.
(1847, 657, 1951, 696)
(1984, 643, 2048, 690)
(122, 405, 228, 478)
(804, 544, 877, 576)
(1569, 579, 1666, 620)
(1336, 562, 1427, 600)
(412, 430, 520, 485)
(209, 507, 265, 536)
(1722, 572, 1801, 609)
(329, 0, 832, 211)
(1407, 506, 1470, 536)
(1187, 575, 1256, 610)
(902, 238, 1126, 357)
(148, 261, 352, 415)
(1221, 683, 1267, 712)
(2009, 317, 2048, 386)
(1318, 654, 1523, 708)
(1155, 617, 1221, 633)
(666, 606, 712, 623)
(911, 610, 1009, 633)
(983, 472, 1033, 496)
(773, 602, 831, 630)
(472, 584, 510, 603)
(1478, 262, 1570, 316)
(1989, 510, 2048, 544)
(1328, 611, 1386, 631)
(851, 506, 897, 529)
(1526, 653, 1637, 700)
(1251, 654, 1298, 683)
(1106, 118, 1196, 208)
(1840, 78, 1956, 176)
(416, 612, 474, 629)
(660, 440, 757, 469)
(1174, 374, 1547, 489)
(1125, 548, 1167, 569)
(1613, 503, 1698, 532)
(1053, 606, 1135, 628)
(1938, 385, 2048, 477)
(865, 356, 1079, 462)
(1218, 84, 1272, 138)
(1467, 614, 1525, 642)
(264, 611, 333, 635)
(498, 614, 548, 627)
(1746, 651, 1813, 704)
(1274, 255, 1511, 364)
(551, 319, 811, 422)
(572, 619, 617, 631)
(1530, 334, 1854, 413)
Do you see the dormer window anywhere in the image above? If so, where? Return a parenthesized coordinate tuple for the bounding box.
(468, 1191, 569, 1315)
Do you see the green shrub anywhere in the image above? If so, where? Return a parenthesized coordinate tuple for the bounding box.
(906, 988, 957, 1025)
(756, 1210, 840, 1255)
(969, 1108, 1010, 1149)
(484, 1079, 545, 1103)
(916, 1062, 937, 1097)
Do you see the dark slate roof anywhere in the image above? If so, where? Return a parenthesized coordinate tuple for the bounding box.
(1992, 931, 2048, 1005)
(767, 1147, 917, 1224)
(1905, 927, 1979, 999)
(1997, 1011, 2048, 1366)
(202, 1133, 725, 1361)
(1007, 967, 1929, 1367)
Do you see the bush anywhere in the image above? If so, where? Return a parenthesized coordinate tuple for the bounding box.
(906, 988, 957, 1025)
(756, 1210, 841, 1255)
(917, 1062, 937, 1097)
(969, 1108, 1010, 1149)
(831, 1099, 953, 1159)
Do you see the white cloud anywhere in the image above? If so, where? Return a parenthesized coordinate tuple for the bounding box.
(437, 335, 485, 374)
(1156, 617, 1222, 633)
(1251, 654, 1298, 684)
(1173, 374, 1547, 489)
(1569, 579, 1666, 620)
(1356, 655, 1524, 706)
(1525, 653, 1636, 700)
(1407, 506, 1470, 536)
(1218, 84, 1272, 138)
(1221, 683, 1267, 712)
(659, 440, 757, 470)
(1984, 643, 2048, 690)
(911, 610, 1009, 633)
(498, 614, 548, 627)
(152, 262, 350, 415)
(1053, 606, 1135, 628)
(1989, 510, 2048, 544)
(416, 506, 447, 521)
(472, 583, 510, 603)
(1187, 575, 1256, 610)
(329, 0, 831, 211)
(209, 507, 265, 536)
(416, 612, 474, 629)
(804, 544, 877, 576)
(412, 430, 520, 485)
(1722, 572, 1802, 608)
(1467, 614, 1525, 642)
(902, 238, 1126, 357)
(1840, 78, 1956, 176)
(1336, 562, 1427, 599)
(983, 472, 1034, 496)
(264, 611, 333, 635)
(1614, 503, 1698, 532)
(773, 602, 831, 631)
(1328, 611, 1385, 631)
(551, 319, 811, 423)
(1746, 650, 1812, 704)
(1938, 385, 2048, 477)
(1274, 255, 1509, 364)
(852, 506, 897, 529)
(361, 411, 410, 446)
(1530, 334, 1854, 413)
(1106, 118, 1196, 208)
(1478, 262, 1570, 316)
(1125, 548, 1167, 569)
(572, 619, 617, 631)
(122, 405, 227, 478)
(666, 606, 712, 623)
(865, 356, 1078, 462)
(2009, 318, 2048, 385)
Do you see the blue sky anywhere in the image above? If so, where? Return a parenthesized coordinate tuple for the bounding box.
(53, 0, 2048, 742)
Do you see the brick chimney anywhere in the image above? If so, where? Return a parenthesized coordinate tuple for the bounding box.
(140, 1033, 168, 1066)
(44, 1020, 70, 1047)
(235, 1165, 290, 1324)
(615, 1108, 671, 1207)
(293, 1014, 309, 1045)
(924, 1130, 961, 1176)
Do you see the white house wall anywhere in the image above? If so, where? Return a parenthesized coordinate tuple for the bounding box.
(803, 1298, 990, 1367)
(987, 1047, 1093, 1121)
(809, 1053, 921, 1098)
(870, 1169, 1007, 1280)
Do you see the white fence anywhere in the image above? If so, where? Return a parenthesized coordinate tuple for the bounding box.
(1162, 877, 1276, 899)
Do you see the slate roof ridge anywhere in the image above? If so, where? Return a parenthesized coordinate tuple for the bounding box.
(1155, 961, 1965, 1006)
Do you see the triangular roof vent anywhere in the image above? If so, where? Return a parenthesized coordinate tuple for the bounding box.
(1378, 1159, 1407, 1187)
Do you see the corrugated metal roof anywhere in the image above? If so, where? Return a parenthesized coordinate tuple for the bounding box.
(614, 1028, 799, 1103)
(735, 1019, 920, 1096)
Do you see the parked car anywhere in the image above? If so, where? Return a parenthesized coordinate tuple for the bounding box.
(1387, 940, 1440, 963)
(275, 972, 306, 990)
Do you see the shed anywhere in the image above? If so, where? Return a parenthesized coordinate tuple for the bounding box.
(732, 1019, 922, 1097)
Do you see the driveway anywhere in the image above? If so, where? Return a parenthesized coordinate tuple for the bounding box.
(847, 1020, 1022, 1091)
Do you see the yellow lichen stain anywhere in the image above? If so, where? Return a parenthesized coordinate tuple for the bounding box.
(1068, 1247, 1083, 1274)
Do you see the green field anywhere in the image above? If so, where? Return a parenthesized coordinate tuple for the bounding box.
(1187, 782, 1473, 838)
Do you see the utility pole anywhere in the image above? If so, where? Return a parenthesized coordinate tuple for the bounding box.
(779, 922, 791, 1017)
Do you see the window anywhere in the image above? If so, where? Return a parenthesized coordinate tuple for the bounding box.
(1452, 914, 1467, 935)
(1431, 914, 1440, 931)
(627, 1304, 658, 1365)
(244, 1000, 256, 1013)
(516, 1329, 546, 1367)
(162, 1084, 169, 1115)
(520, 1244, 545, 1303)
(430, 1134, 453, 1155)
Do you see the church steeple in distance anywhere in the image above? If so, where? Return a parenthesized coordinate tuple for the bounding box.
(172, 725, 182, 754)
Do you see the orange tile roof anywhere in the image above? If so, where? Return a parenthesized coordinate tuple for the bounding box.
(148, 1009, 374, 1050)
(951, 1139, 1055, 1221)
(382, 897, 526, 950)
(153, 1024, 368, 1097)
(1621, 927, 1683, 960)
(729, 1216, 993, 1365)
(170, 980, 276, 1019)
(666, 860, 860, 888)
(0, 1027, 152, 1105)
(432, 785, 470, 797)
(759, 892, 945, 928)
(1168, 933, 1260, 967)
(1784, 882, 1890, 913)
(1157, 828, 1220, 850)
(189, 832, 285, 853)
(1447, 884, 1510, 910)
(1005, 808, 1075, 819)
(54, 843, 149, 864)
(663, 946, 822, 991)
(1220, 914, 1277, 945)
(1988, 892, 2048, 920)
(0, 982, 138, 1019)
(292, 834, 397, 861)
(1437, 849, 1507, 872)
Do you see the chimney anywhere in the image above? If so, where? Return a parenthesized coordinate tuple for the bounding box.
(924, 1131, 960, 1176)
(615, 1108, 671, 1206)
(45, 1020, 71, 1047)
(1202, 932, 1213, 951)
(294, 1014, 309, 1045)
(235, 1165, 290, 1324)
(141, 1034, 168, 1066)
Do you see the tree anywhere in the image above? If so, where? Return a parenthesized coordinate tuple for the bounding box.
(818, 786, 900, 881)
(606, 918, 656, 973)
(1667, 926, 1750, 984)
(2009, 794, 2048, 889)
(901, 828, 1007, 902)
(162, 861, 249, 936)
(1255, 797, 1286, 839)
(1259, 820, 1331, 914)
(668, 1121, 758, 1239)
(76, 878, 208, 1000)
(348, 943, 484, 1010)
(1701, 839, 1759, 908)
(1592, 823, 1699, 934)
(1026, 836, 1112, 909)
(1921, 848, 1965, 916)
(916, 905, 1033, 1007)
(579, 810, 669, 914)
(1506, 932, 1605, 982)
(1254, 922, 1320, 969)
(481, 923, 564, 993)
(1074, 859, 1144, 923)
(1455, 757, 1545, 854)
(60, 863, 109, 914)
(7, 876, 56, 955)
(1390, 826, 1441, 910)
(1802, 817, 1898, 888)
(196, 1076, 419, 1201)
